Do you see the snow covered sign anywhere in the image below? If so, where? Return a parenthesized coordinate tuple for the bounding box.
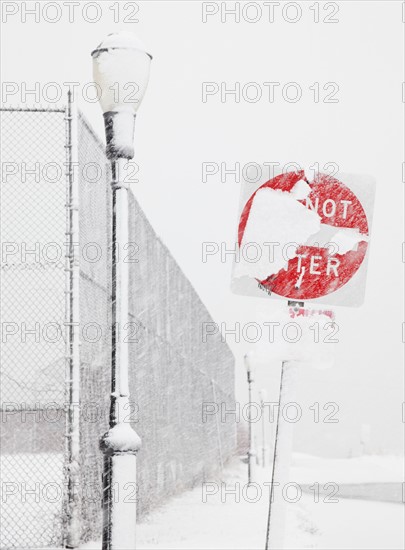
(231, 170, 375, 306)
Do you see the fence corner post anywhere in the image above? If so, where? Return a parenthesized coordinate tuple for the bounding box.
(64, 89, 82, 549)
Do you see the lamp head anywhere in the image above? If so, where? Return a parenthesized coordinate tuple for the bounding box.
(91, 32, 152, 159)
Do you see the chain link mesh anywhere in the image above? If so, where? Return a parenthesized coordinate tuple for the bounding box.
(0, 107, 236, 549)
(0, 109, 67, 549)
(127, 198, 236, 517)
(76, 114, 112, 543)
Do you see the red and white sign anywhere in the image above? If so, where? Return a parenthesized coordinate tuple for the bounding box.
(231, 170, 375, 306)
(288, 306, 334, 321)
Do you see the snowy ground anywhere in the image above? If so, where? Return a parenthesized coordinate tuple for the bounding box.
(290, 452, 404, 484)
(81, 453, 404, 550)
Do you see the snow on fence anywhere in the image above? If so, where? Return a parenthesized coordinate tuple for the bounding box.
(0, 107, 236, 548)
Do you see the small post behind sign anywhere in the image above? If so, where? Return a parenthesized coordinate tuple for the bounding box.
(265, 301, 301, 550)
(259, 388, 268, 467)
(244, 353, 256, 485)
(264, 360, 299, 550)
(264, 300, 336, 549)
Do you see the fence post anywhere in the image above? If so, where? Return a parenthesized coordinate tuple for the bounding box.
(64, 90, 81, 549)
(211, 379, 224, 472)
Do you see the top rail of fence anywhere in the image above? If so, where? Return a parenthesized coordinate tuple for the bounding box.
(0, 106, 66, 113)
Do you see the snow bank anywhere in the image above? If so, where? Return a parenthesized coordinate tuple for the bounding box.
(290, 452, 404, 484)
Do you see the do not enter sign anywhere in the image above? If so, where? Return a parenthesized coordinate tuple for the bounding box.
(231, 170, 375, 306)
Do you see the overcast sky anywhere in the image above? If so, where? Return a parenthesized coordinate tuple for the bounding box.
(1, 1, 403, 456)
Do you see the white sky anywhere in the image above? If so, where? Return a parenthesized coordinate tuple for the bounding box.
(1, 1, 404, 456)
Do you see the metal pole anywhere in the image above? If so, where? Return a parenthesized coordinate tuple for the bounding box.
(265, 360, 299, 550)
(101, 157, 141, 550)
(261, 399, 266, 468)
(110, 158, 131, 429)
(211, 379, 224, 473)
(247, 369, 255, 485)
(64, 90, 81, 549)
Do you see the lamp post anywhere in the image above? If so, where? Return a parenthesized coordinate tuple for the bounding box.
(244, 353, 255, 485)
(91, 32, 152, 550)
(259, 388, 268, 468)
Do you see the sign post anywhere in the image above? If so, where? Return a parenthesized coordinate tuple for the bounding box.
(265, 358, 299, 550)
(231, 169, 375, 549)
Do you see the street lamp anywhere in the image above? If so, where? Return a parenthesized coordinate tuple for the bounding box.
(91, 31, 152, 550)
(92, 31, 152, 159)
(244, 353, 256, 485)
(259, 388, 268, 468)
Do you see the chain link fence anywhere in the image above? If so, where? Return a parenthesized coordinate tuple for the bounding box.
(0, 108, 67, 549)
(127, 195, 236, 519)
(0, 105, 236, 549)
(75, 113, 112, 544)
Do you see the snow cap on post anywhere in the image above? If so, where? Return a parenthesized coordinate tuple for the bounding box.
(91, 31, 152, 159)
(100, 423, 142, 455)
